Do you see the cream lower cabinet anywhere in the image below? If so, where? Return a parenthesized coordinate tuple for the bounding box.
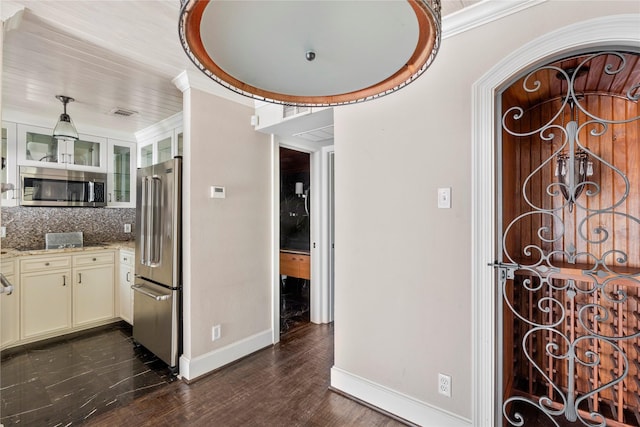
(73, 271, 114, 327)
(22, 267, 72, 339)
(20, 251, 115, 342)
(1, 258, 20, 348)
(118, 250, 134, 324)
(73, 252, 115, 327)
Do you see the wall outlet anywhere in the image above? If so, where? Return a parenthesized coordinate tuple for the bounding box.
(438, 373, 452, 397)
(212, 325, 221, 341)
(124, 224, 132, 233)
(0, 226, 5, 238)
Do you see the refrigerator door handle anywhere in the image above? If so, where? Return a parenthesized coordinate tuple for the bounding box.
(149, 176, 162, 267)
(131, 284, 172, 301)
(140, 176, 148, 265)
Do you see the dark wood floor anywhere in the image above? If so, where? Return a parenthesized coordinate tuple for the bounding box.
(90, 322, 406, 426)
(1, 322, 175, 426)
(2, 321, 406, 426)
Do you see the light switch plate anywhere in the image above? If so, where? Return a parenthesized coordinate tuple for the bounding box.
(438, 187, 451, 209)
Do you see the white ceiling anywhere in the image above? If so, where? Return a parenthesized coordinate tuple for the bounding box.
(1, 0, 480, 139)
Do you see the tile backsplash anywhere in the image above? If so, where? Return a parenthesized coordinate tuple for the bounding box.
(1, 207, 135, 250)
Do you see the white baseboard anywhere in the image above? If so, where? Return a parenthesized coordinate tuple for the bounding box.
(330, 367, 472, 427)
(180, 329, 272, 381)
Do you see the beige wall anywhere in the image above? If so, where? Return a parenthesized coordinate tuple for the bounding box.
(333, 1, 639, 420)
(183, 88, 272, 359)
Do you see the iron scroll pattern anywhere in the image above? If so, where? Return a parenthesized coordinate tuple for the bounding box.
(500, 52, 640, 427)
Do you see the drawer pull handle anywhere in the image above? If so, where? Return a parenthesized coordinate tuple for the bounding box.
(126, 272, 131, 282)
(45, 262, 50, 266)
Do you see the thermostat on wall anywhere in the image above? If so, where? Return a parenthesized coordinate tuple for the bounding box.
(210, 186, 226, 199)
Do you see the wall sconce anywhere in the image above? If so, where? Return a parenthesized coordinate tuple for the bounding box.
(554, 93, 594, 213)
(555, 149, 593, 212)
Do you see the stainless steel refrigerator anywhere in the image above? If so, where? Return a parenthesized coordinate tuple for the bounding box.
(133, 157, 182, 371)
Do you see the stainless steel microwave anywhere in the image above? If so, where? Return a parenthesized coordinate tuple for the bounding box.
(19, 166, 107, 207)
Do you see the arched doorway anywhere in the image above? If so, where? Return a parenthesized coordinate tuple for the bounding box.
(498, 50, 640, 426)
(471, 14, 640, 426)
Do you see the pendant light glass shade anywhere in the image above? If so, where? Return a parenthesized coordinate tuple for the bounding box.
(53, 95, 79, 141)
(178, 0, 441, 106)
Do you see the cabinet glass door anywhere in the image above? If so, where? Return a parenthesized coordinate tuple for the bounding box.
(73, 139, 101, 168)
(19, 125, 106, 171)
(2, 122, 17, 205)
(26, 131, 59, 164)
(157, 136, 172, 163)
(112, 145, 131, 203)
(140, 144, 153, 168)
(108, 139, 136, 207)
(176, 131, 183, 157)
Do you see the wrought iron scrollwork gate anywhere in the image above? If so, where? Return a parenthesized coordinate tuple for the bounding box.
(497, 51, 640, 426)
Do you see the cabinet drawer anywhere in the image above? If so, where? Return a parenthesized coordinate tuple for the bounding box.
(73, 252, 115, 266)
(1, 260, 16, 276)
(21, 256, 71, 273)
(280, 253, 299, 277)
(119, 251, 134, 266)
(298, 255, 310, 280)
(279, 253, 310, 279)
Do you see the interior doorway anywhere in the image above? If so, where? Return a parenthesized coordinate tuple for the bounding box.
(497, 51, 640, 426)
(279, 147, 311, 334)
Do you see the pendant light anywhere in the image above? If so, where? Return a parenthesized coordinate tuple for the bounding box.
(178, 0, 441, 106)
(53, 95, 79, 141)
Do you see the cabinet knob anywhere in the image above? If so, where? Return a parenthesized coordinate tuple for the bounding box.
(45, 262, 50, 266)
(92, 258, 97, 261)
(123, 257, 128, 261)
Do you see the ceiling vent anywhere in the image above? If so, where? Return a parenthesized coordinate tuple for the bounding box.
(109, 107, 138, 117)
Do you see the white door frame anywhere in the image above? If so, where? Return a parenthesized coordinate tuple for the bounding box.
(471, 14, 640, 426)
(272, 138, 334, 343)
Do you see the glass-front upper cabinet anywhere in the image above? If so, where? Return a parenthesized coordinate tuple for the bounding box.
(176, 128, 183, 157)
(139, 142, 154, 168)
(107, 139, 136, 208)
(135, 112, 183, 167)
(157, 135, 173, 164)
(17, 124, 107, 172)
(137, 129, 173, 168)
(1, 122, 18, 206)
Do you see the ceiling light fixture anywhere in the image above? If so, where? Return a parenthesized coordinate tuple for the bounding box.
(52, 95, 79, 141)
(178, 0, 441, 106)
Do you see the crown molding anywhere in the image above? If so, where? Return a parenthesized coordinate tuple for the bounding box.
(443, 0, 547, 39)
(134, 111, 183, 142)
(172, 69, 254, 107)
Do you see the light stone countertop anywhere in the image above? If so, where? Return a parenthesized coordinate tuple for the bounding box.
(1, 241, 135, 259)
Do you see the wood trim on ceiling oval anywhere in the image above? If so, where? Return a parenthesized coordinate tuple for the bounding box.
(182, 0, 440, 106)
